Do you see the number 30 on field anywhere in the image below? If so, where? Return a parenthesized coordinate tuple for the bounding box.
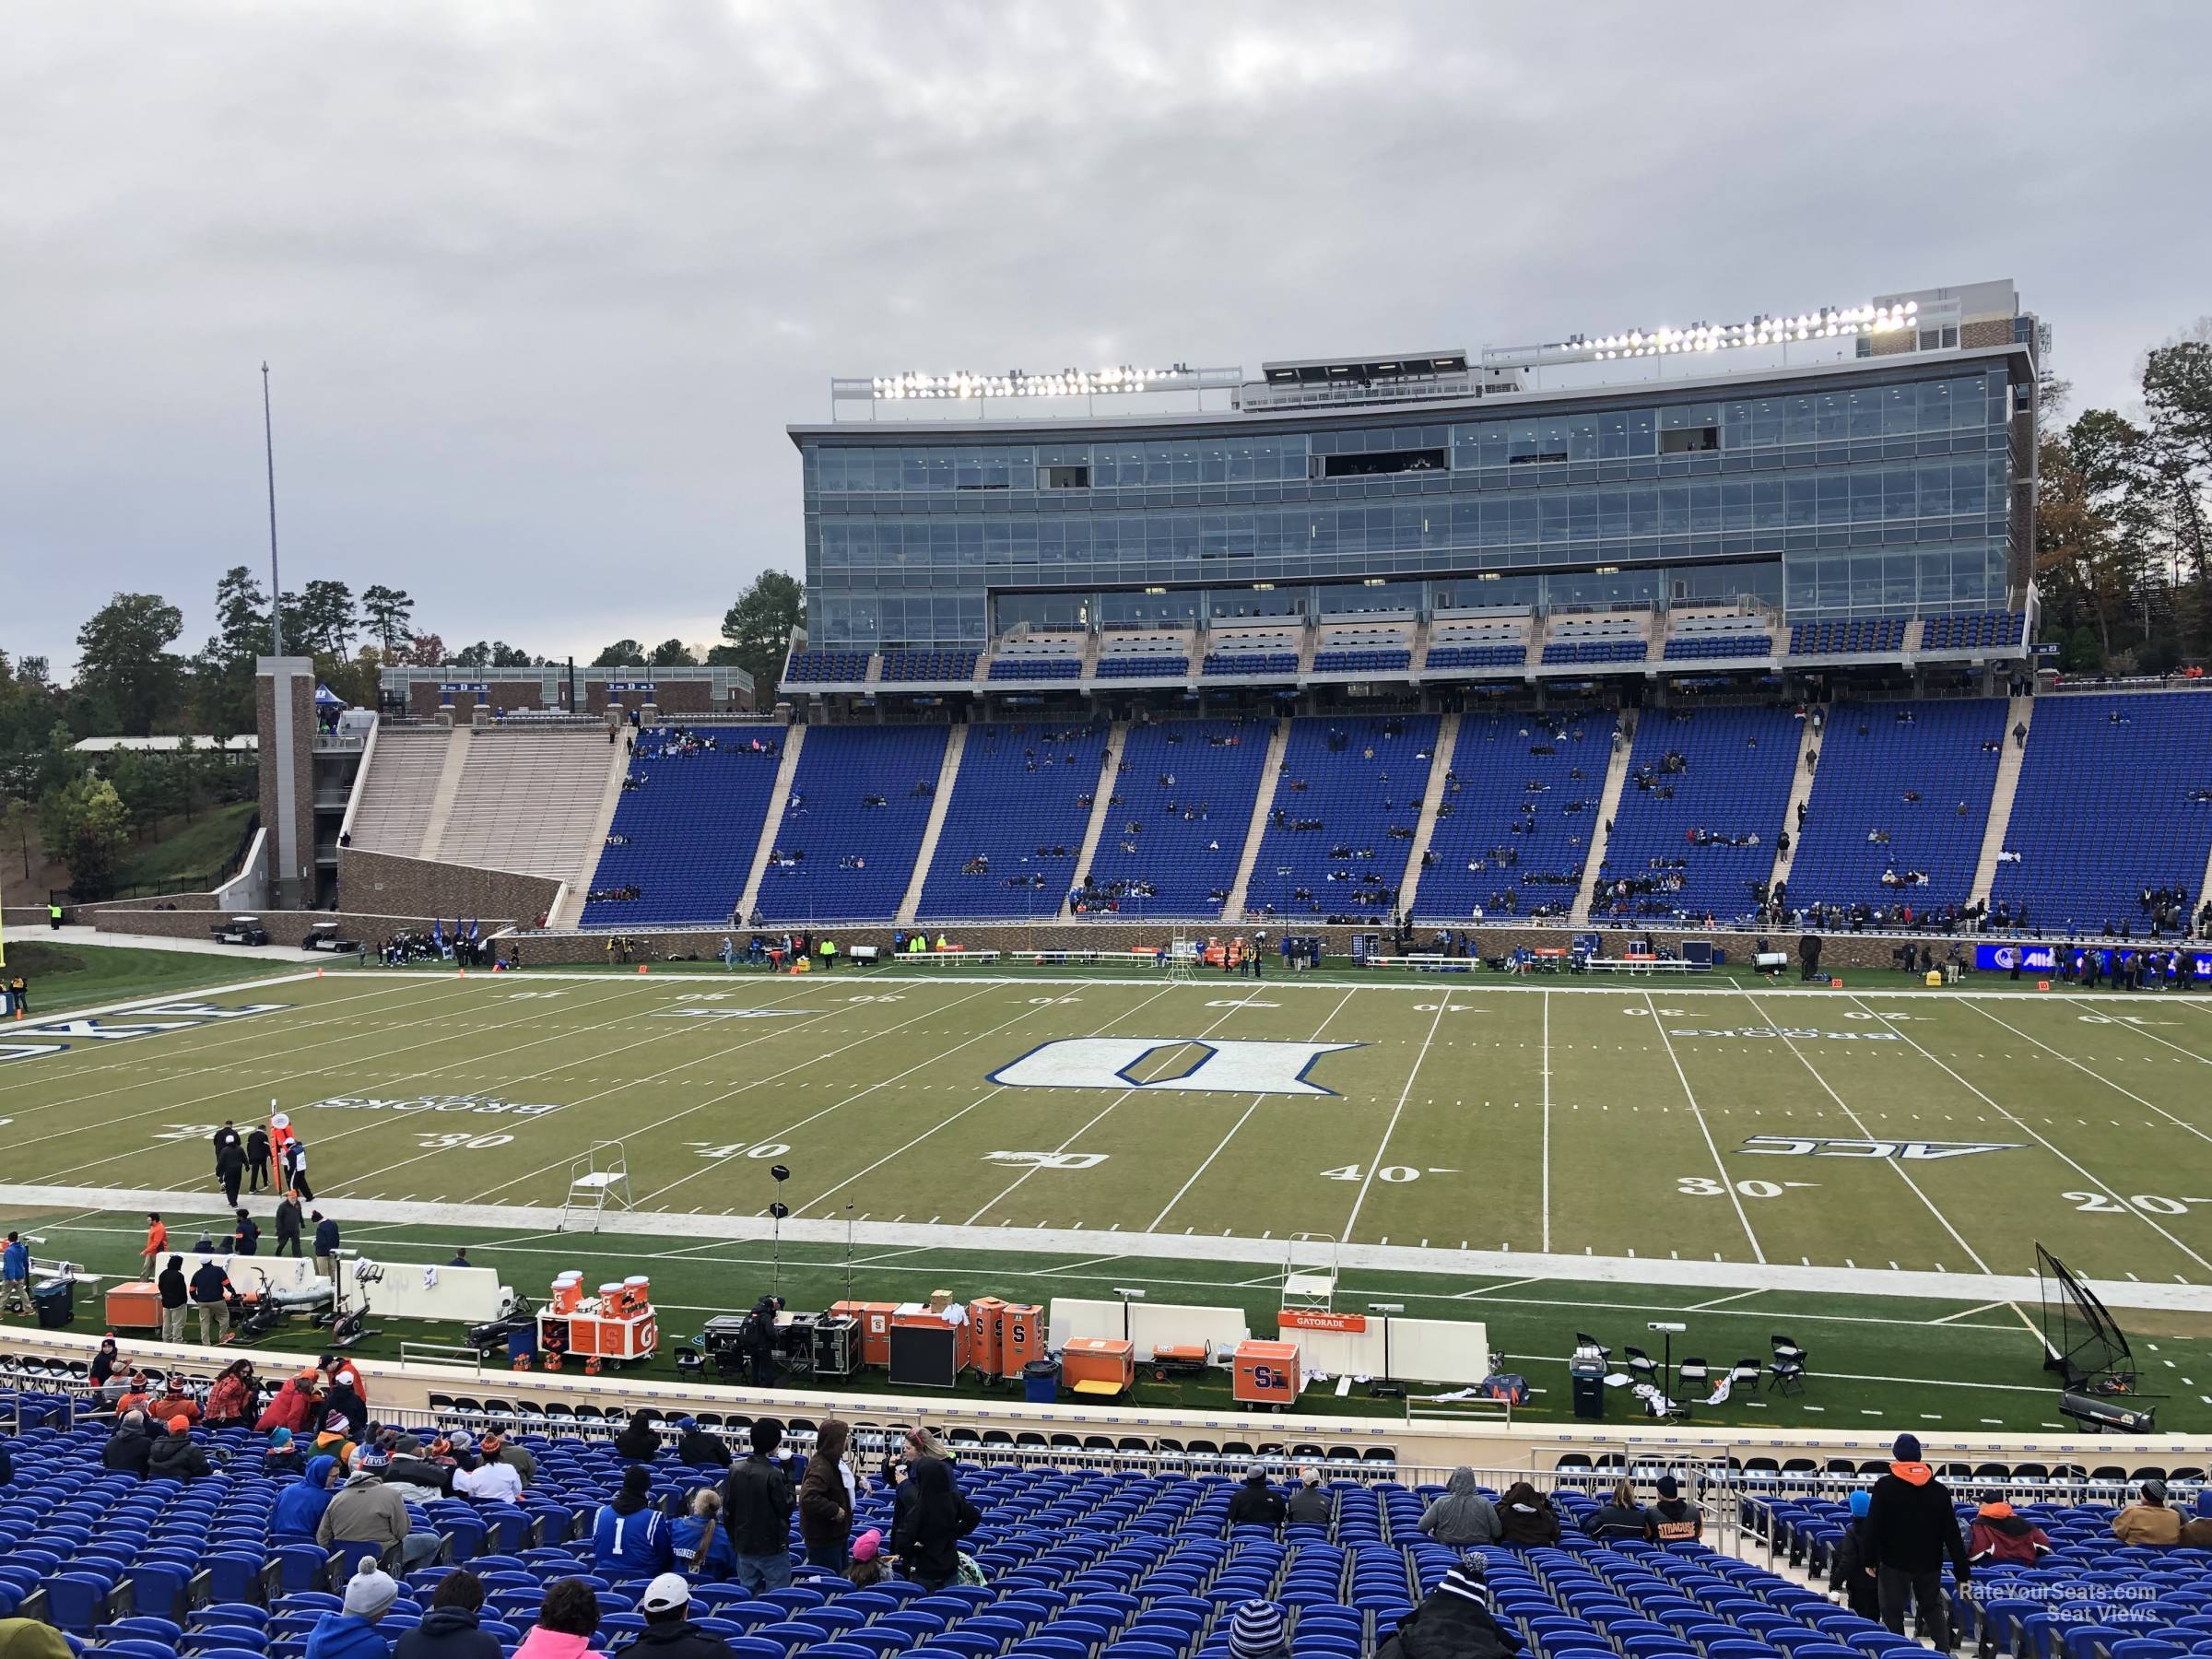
(1678, 1176, 1786, 1198)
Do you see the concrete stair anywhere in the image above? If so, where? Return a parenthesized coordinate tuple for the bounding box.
(1768, 711, 1824, 901)
(896, 723, 970, 925)
(1061, 721, 1128, 918)
(1569, 714, 1638, 925)
(1221, 717, 1291, 922)
(550, 735, 633, 927)
(1395, 712, 1461, 918)
(734, 724, 807, 924)
(417, 728, 473, 861)
(1971, 694, 2034, 903)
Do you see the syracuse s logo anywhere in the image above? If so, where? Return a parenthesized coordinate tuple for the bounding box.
(988, 1038, 1361, 1097)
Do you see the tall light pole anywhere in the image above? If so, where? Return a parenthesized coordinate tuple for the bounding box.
(262, 362, 284, 656)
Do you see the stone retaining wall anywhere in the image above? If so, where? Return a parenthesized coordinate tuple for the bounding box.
(339, 848, 561, 928)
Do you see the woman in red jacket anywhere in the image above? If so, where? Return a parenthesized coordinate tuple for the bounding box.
(256, 1370, 321, 1435)
(204, 1359, 260, 1428)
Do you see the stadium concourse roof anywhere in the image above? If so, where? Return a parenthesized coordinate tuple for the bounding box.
(72, 735, 257, 752)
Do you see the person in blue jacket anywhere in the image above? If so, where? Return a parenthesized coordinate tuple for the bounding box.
(275, 1454, 344, 1536)
(594, 1464, 674, 1576)
(0, 1232, 30, 1318)
(307, 1558, 398, 1659)
(671, 1488, 736, 1579)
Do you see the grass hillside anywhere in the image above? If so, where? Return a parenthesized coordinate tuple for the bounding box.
(114, 800, 256, 892)
(0, 938, 302, 1012)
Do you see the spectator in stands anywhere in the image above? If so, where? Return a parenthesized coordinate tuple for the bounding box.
(259, 1369, 323, 1436)
(1286, 1465, 1333, 1526)
(1419, 1468, 1502, 1546)
(1830, 1490, 1881, 1619)
(394, 1569, 501, 1659)
(1227, 1600, 1290, 1659)
(265, 1426, 305, 1477)
(454, 1440, 523, 1504)
(1865, 1433, 1969, 1646)
(889, 1453, 980, 1592)
(1583, 1479, 1648, 1540)
(275, 1454, 343, 1535)
(204, 1359, 258, 1427)
(1968, 1500, 2053, 1565)
(147, 1417, 210, 1484)
(846, 1528, 888, 1589)
(319, 1450, 445, 1570)
(673, 1488, 735, 1579)
(1498, 1481, 1561, 1547)
(1377, 1552, 1519, 1659)
(723, 1418, 795, 1592)
(148, 1371, 201, 1424)
(1228, 1463, 1287, 1529)
(1643, 1475, 1701, 1544)
(88, 1335, 122, 1392)
(799, 1418, 855, 1569)
(308, 1559, 399, 1659)
(675, 1416, 733, 1469)
(0, 1621, 70, 1659)
(614, 1407, 664, 1461)
(483, 1428, 535, 1488)
(513, 1580, 600, 1659)
(382, 1435, 450, 1504)
(102, 1408, 155, 1477)
(2182, 1491, 2212, 1548)
(2112, 1478, 2182, 1546)
(594, 1465, 675, 1578)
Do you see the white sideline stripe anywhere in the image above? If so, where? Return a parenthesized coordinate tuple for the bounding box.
(1644, 989, 1764, 1263)
(11, 1181, 2205, 1313)
(1846, 994, 2212, 1277)
(1735, 991, 1992, 1274)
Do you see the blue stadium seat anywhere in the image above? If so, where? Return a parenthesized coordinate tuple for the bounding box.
(1073, 718, 1272, 918)
(917, 723, 1108, 921)
(580, 726, 787, 927)
(1411, 710, 1602, 923)
(1594, 704, 1799, 924)
(1242, 716, 1436, 920)
(756, 724, 951, 922)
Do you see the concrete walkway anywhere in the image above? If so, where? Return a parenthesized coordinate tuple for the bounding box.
(42, 924, 327, 962)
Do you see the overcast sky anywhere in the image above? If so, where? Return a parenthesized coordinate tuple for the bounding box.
(6, 0, 2208, 676)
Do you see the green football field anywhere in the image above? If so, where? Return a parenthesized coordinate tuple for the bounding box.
(5, 960, 2212, 1432)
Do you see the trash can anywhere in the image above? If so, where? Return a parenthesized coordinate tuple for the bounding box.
(1023, 1358, 1060, 1404)
(34, 1278, 75, 1330)
(1570, 1357, 1606, 1421)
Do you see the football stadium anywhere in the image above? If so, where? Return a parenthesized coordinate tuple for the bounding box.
(8, 270, 2212, 1659)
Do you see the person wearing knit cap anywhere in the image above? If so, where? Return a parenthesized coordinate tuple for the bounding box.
(1227, 1463, 1286, 1530)
(1643, 1474, 1702, 1545)
(846, 1528, 888, 1589)
(305, 1559, 397, 1659)
(2112, 1478, 2181, 1547)
(1378, 1552, 1520, 1659)
(147, 1417, 212, 1482)
(593, 1464, 675, 1578)
(1830, 1489, 1881, 1620)
(1865, 1433, 1969, 1646)
(1969, 1500, 2053, 1565)
(1228, 1600, 1288, 1659)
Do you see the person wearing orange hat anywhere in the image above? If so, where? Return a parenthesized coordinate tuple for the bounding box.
(1968, 1500, 2052, 1566)
(147, 1418, 212, 1481)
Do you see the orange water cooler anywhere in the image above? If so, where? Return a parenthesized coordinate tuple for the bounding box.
(1232, 1339, 1302, 1408)
(831, 1300, 899, 1368)
(1060, 1336, 1135, 1397)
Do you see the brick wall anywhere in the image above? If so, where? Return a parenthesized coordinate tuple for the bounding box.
(339, 847, 562, 927)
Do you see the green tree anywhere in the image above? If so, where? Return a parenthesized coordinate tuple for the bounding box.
(293, 579, 358, 655)
(592, 639, 644, 667)
(76, 593, 185, 736)
(403, 633, 449, 667)
(2139, 324, 2212, 640)
(40, 773, 132, 899)
(2, 796, 38, 882)
(649, 639, 698, 666)
(717, 570, 806, 693)
(359, 585, 417, 653)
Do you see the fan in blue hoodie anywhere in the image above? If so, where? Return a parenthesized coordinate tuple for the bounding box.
(593, 1465, 674, 1576)
(276, 1455, 343, 1537)
(307, 1559, 398, 1659)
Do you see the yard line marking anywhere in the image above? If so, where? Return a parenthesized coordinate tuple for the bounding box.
(1848, 994, 2212, 1276)
(1541, 989, 1553, 1253)
(1339, 993, 1454, 1243)
(1148, 986, 1360, 1233)
(1932, 1300, 2006, 1324)
(1454, 1277, 1546, 1299)
(791, 983, 1181, 1220)
(1644, 991, 1763, 1263)
(1736, 994, 1991, 1273)
(960, 993, 1263, 1226)
(1686, 1288, 1761, 1312)
(1971, 1001, 2212, 1144)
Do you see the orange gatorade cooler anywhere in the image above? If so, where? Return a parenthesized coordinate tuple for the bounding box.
(623, 1276, 652, 1314)
(596, 1282, 624, 1311)
(1233, 1339, 1302, 1406)
(832, 1300, 899, 1368)
(551, 1275, 583, 1314)
(998, 1302, 1044, 1379)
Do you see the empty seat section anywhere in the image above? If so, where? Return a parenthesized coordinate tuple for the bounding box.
(1594, 705, 1801, 923)
(433, 732, 617, 880)
(1425, 641, 1526, 670)
(878, 649, 979, 682)
(756, 724, 949, 922)
(1922, 609, 2025, 651)
(917, 722, 1109, 920)
(345, 729, 448, 855)
(1788, 617, 1908, 654)
(1786, 700, 2005, 913)
(1096, 653, 1189, 678)
(1312, 647, 1413, 672)
(1074, 718, 1270, 917)
(1991, 692, 2212, 925)
(989, 654, 1082, 681)
(580, 726, 786, 927)
(1414, 712, 1606, 921)
(1543, 618, 1649, 665)
(783, 650, 872, 683)
(1663, 619, 1775, 661)
(1201, 652, 1300, 677)
(1242, 716, 1436, 919)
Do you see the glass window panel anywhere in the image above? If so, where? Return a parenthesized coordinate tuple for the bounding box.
(1918, 464, 1952, 517)
(1883, 467, 1916, 521)
(1881, 386, 1917, 436)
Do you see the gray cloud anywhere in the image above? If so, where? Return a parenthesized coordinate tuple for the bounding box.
(4, 0, 2206, 673)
